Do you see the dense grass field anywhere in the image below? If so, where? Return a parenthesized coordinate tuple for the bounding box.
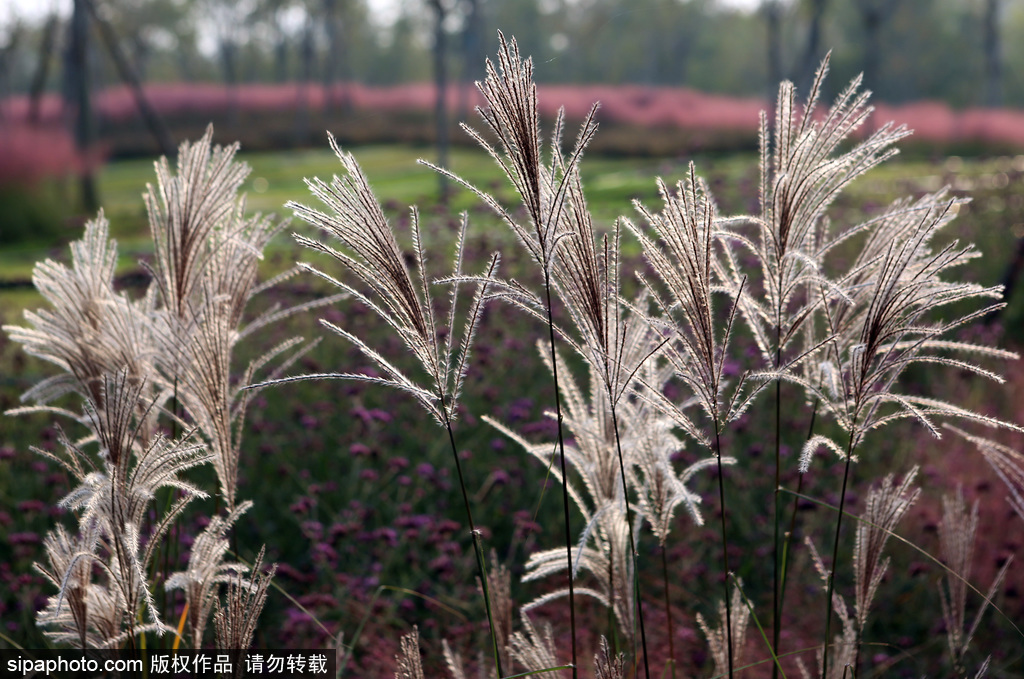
(3, 141, 1024, 676)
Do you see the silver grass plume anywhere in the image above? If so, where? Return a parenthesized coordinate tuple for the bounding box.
(797, 191, 1021, 471)
(279, 135, 497, 426)
(146, 126, 319, 510)
(508, 613, 564, 678)
(165, 500, 253, 647)
(424, 33, 597, 278)
(144, 126, 250, 320)
(394, 626, 426, 679)
(213, 546, 276, 658)
(804, 538, 857, 679)
(31, 372, 211, 646)
(442, 639, 468, 679)
(34, 523, 99, 648)
(726, 54, 910, 369)
(594, 636, 625, 679)
(422, 34, 604, 678)
(936, 488, 1012, 674)
(5, 213, 159, 433)
(627, 164, 753, 442)
(949, 425, 1024, 521)
(486, 343, 720, 639)
(281, 134, 504, 676)
(482, 551, 513, 672)
(852, 467, 919, 634)
(696, 578, 750, 678)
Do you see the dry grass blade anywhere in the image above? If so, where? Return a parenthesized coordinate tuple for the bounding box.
(935, 487, 1012, 673)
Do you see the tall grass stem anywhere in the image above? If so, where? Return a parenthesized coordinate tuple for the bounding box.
(541, 273, 578, 679)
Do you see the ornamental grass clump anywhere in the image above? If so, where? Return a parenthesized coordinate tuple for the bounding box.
(6, 128, 314, 650)
(6, 33, 1024, 679)
(276, 35, 1022, 679)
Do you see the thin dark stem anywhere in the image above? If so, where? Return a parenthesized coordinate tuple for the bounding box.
(542, 272, 578, 679)
(772, 372, 782, 679)
(609, 404, 651, 679)
(854, 630, 864, 679)
(441, 402, 504, 679)
(661, 544, 677, 679)
(713, 419, 733, 679)
(822, 431, 857, 679)
(777, 399, 818, 671)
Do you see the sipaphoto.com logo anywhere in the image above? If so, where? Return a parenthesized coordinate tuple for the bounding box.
(8, 654, 143, 676)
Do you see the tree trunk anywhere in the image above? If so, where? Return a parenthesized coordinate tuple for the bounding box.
(0, 22, 23, 116)
(428, 0, 450, 203)
(983, 0, 1003, 107)
(84, 0, 175, 157)
(322, 0, 350, 113)
(295, 16, 315, 145)
(220, 39, 238, 126)
(65, 0, 98, 212)
(763, 0, 783, 108)
(274, 17, 288, 84)
(798, 0, 827, 94)
(29, 15, 59, 124)
(459, 0, 482, 121)
(861, 6, 881, 94)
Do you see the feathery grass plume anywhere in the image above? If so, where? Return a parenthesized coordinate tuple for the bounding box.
(730, 55, 910, 369)
(628, 165, 751, 439)
(442, 639, 468, 679)
(144, 126, 250, 320)
(165, 501, 252, 647)
(482, 550, 514, 672)
(278, 135, 504, 674)
(395, 626, 426, 679)
(696, 578, 750, 679)
(725, 58, 910, 674)
(948, 425, 1024, 521)
(630, 402, 722, 545)
(790, 175, 1018, 679)
(213, 546, 275, 665)
(508, 613, 564, 678)
(34, 523, 99, 649)
(29, 372, 211, 648)
(283, 135, 497, 427)
(552, 193, 661, 672)
(628, 162, 752, 678)
(803, 538, 857, 679)
(852, 467, 919, 635)
(145, 126, 320, 511)
(797, 191, 1017, 467)
(4, 212, 160, 431)
(423, 35, 603, 675)
(936, 488, 1012, 675)
(425, 33, 597, 279)
(594, 636, 625, 679)
(486, 343, 720, 642)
